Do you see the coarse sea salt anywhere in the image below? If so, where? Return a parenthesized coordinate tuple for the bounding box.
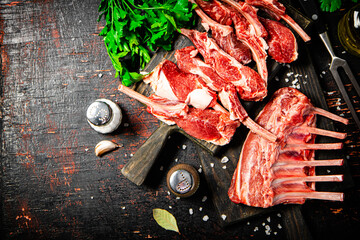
(202, 196, 207, 202)
(221, 214, 227, 221)
(182, 144, 187, 150)
(189, 208, 194, 215)
(221, 156, 229, 163)
(203, 215, 209, 221)
(210, 163, 214, 168)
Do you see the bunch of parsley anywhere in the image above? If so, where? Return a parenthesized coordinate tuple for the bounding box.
(319, 0, 358, 12)
(98, 0, 196, 86)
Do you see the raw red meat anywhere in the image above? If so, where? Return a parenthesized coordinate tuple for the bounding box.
(196, 0, 233, 26)
(221, 0, 268, 38)
(175, 46, 277, 142)
(196, 0, 268, 81)
(118, 84, 239, 145)
(245, 0, 311, 42)
(260, 17, 298, 63)
(143, 60, 218, 110)
(228, 87, 347, 208)
(196, 5, 252, 65)
(180, 28, 267, 101)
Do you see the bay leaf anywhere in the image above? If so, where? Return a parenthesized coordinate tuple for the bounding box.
(152, 208, 180, 233)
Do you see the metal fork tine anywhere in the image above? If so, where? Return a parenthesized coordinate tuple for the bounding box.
(342, 61, 360, 97)
(330, 65, 360, 129)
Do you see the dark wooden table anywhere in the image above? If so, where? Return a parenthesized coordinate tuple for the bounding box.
(1, 0, 359, 239)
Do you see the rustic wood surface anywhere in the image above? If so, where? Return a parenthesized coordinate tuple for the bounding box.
(1, 0, 359, 240)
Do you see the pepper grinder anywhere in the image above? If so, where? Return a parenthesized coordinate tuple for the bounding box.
(166, 164, 200, 198)
(86, 99, 122, 134)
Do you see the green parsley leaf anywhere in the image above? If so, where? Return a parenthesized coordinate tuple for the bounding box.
(98, 0, 196, 86)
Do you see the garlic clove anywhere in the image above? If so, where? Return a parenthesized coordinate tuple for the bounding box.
(95, 140, 119, 157)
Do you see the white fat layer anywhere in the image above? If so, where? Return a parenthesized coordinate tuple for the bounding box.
(186, 89, 213, 109)
(152, 71, 178, 101)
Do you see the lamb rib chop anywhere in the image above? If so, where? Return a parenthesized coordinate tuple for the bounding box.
(143, 60, 218, 110)
(221, 0, 268, 38)
(260, 17, 298, 63)
(175, 46, 277, 142)
(196, 0, 268, 81)
(245, 0, 311, 42)
(180, 28, 267, 101)
(118, 85, 239, 146)
(195, 5, 252, 65)
(228, 87, 348, 208)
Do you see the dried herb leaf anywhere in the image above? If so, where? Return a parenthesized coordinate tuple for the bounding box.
(152, 208, 180, 233)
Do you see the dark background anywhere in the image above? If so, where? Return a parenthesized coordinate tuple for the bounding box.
(1, 0, 359, 239)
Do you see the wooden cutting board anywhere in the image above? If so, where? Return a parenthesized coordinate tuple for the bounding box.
(121, 5, 309, 186)
(197, 40, 354, 226)
(120, 3, 352, 229)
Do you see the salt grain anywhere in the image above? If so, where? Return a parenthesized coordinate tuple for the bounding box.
(189, 208, 194, 215)
(199, 207, 203, 211)
(210, 163, 214, 168)
(202, 196, 208, 202)
(182, 145, 187, 150)
(169, 206, 172, 209)
(160, 166, 164, 171)
(175, 158, 178, 162)
(267, 217, 271, 222)
(130, 153, 133, 157)
(275, 76, 279, 81)
(277, 213, 282, 217)
(254, 227, 259, 232)
(198, 168, 202, 173)
(122, 206, 126, 209)
(176, 197, 180, 200)
(85, 148, 89, 152)
(221, 156, 229, 163)
(222, 165, 227, 169)
(203, 215, 209, 221)
(221, 214, 227, 221)
(327, 169, 331, 173)
(124, 123, 129, 127)
(285, 78, 289, 82)
(98, 73, 103, 78)
(278, 224, 282, 229)
(322, 71, 326, 75)
(247, 222, 250, 225)
(91, 196, 93, 199)
(167, 191, 171, 195)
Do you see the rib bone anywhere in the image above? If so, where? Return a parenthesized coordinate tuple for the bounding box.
(271, 175, 343, 187)
(272, 159, 344, 168)
(312, 107, 349, 125)
(284, 143, 343, 151)
(273, 191, 344, 205)
(295, 126, 347, 139)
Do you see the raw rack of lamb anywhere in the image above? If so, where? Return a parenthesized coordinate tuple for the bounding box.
(228, 87, 348, 208)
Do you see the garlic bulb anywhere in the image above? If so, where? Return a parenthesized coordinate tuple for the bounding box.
(95, 140, 119, 157)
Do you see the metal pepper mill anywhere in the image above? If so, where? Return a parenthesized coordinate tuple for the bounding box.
(86, 99, 122, 134)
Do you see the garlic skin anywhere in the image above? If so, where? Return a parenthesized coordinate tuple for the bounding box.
(95, 140, 119, 157)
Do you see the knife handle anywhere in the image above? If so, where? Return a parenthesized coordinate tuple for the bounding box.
(121, 123, 177, 186)
(298, 0, 326, 34)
